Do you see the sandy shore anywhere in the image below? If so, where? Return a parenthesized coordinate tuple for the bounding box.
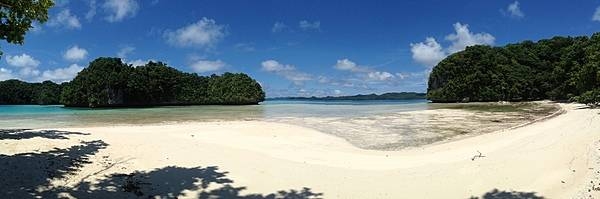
(1, 103, 599, 198)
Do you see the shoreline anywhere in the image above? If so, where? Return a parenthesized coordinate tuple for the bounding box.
(0, 101, 557, 150)
(0, 103, 598, 198)
(415, 101, 567, 151)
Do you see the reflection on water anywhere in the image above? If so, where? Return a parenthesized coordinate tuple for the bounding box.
(0, 100, 430, 129)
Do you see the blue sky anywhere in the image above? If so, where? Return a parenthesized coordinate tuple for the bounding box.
(1, 0, 600, 97)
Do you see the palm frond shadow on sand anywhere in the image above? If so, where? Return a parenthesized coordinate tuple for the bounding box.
(0, 139, 108, 198)
(0, 129, 89, 140)
(469, 188, 544, 199)
(0, 129, 322, 199)
(67, 166, 322, 199)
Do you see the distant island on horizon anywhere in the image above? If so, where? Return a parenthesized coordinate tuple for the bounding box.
(268, 92, 426, 101)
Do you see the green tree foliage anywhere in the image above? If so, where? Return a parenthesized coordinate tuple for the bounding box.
(207, 73, 266, 105)
(0, 0, 54, 56)
(572, 89, 600, 107)
(0, 79, 62, 105)
(61, 57, 131, 107)
(127, 61, 180, 104)
(60, 57, 265, 107)
(428, 33, 600, 104)
(35, 80, 62, 104)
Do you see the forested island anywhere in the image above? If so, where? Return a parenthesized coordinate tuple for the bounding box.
(0, 80, 64, 105)
(428, 33, 600, 105)
(270, 92, 426, 101)
(0, 57, 265, 107)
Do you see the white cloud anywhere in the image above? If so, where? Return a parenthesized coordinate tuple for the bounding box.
(0, 68, 15, 81)
(39, 64, 84, 82)
(445, 23, 495, 53)
(63, 46, 88, 62)
(506, 1, 524, 18)
(334, 58, 370, 72)
(261, 60, 295, 72)
(332, 58, 394, 82)
(128, 60, 146, 67)
(190, 60, 226, 73)
(367, 71, 394, 81)
(271, 20, 320, 33)
(272, 22, 287, 33)
(316, 75, 354, 87)
(18, 67, 41, 78)
(165, 18, 226, 48)
(53, 0, 70, 7)
(334, 59, 358, 71)
(395, 73, 407, 80)
(48, 9, 81, 29)
(85, 0, 97, 21)
(31, 23, 44, 33)
(3, 54, 84, 82)
(103, 0, 139, 22)
(410, 22, 495, 67)
(261, 60, 312, 84)
(333, 59, 373, 73)
(334, 89, 342, 95)
(5, 54, 41, 78)
(317, 76, 330, 84)
(6, 54, 40, 68)
(234, 43, 256, 52)
(117, 46, 135, 58)
(299, 20, 320, 31)
(410, 37, 446, 67)
(593, 6, 600, 22)
(126, 59, 154, 67)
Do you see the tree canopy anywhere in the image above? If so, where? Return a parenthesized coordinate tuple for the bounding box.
(60, 57, 265, 107)
(1, 57, 265, 107)
(0, 79, 63, 105)
(427, 33, 600, 105)
(0, 0, 54, 57)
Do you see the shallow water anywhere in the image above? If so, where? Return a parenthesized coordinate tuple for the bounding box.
(0, 100, 558, 150)
(0, 99, 430, 129)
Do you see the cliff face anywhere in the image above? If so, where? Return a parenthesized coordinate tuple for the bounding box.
(107, 88, 125, 106)
(426, 70, 448, 102)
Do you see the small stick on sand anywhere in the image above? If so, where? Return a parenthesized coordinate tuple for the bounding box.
(471, 150, 486, 161)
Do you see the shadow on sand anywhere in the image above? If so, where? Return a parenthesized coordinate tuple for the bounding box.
(0, 129, 322, 199)
(0, 129, 89, 140)
(469, 189, 545, 199)
(68, 166, 322, 199)
(0, 140, 108, 198)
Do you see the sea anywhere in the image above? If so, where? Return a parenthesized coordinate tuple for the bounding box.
(2, 99, 480, 149)
(0, 99, 430, 129)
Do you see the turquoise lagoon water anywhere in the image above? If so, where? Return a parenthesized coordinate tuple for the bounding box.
(0, 99, 430, 129)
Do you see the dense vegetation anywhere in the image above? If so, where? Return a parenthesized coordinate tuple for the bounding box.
(0, 0, 54, 57)
(1, 57, 265, 107)
(427, 33, 600, 105)
(0, 80, 63, 105)
(61, 58, 265, 107)
(270, 92, 426, 101)
(0, 1, 56, 104)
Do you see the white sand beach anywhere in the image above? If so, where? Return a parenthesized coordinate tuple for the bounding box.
(1, 103, 599, 198)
